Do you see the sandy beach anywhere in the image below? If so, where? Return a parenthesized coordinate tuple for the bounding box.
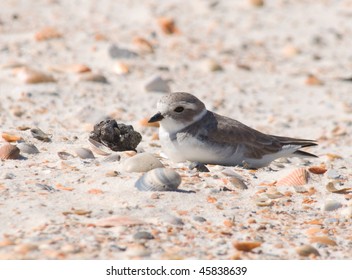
(0, 0, 352, 259)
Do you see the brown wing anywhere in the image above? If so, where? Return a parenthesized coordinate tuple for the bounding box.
(195, 112, 316, 159)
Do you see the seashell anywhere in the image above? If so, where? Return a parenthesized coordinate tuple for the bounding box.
(34, 26, 62, 41)
(31, 127, 51, 142)
(0, 144, 20, 160)
(112, 62, 129, 75)
(295, 245, 320, 257)
(202, 59, 223, 72)
(124, 153, 164, 173)
(324, 200, 343, 211)
(57, 151, 74, 160)
(135, 168, 181, 192)
(326, 182, 352, 194)
(49, 64, 91, 74)
(16, 67, 56, 84)
(305, 74, 323, 86)
(308, 166, 327, 175)
(233, 241, 262, 252)
(102, 153, 121, 162)
(77, 72, 108, 83)
(255, 196, 273, 207)
(17, 143, 39, 154)
(88, 138, 111, 156)
(74, 147, 95, 159)
(309, 236, 337, 246)
(133, 37, 154, 53)
(228, 177, 248, 190)
(157, 17, 180, 35)
(1, 132, 22, 142)
(276, 168, 308, 186)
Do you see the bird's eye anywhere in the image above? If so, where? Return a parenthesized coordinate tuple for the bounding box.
(174, 106, 184, 113)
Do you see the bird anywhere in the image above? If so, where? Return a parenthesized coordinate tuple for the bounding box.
(148, 92, 317, 169)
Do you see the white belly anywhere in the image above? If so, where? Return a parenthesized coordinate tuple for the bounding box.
(159, 126, 244, 165)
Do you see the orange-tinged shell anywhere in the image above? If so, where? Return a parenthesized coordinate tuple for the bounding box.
(276, 168, 308, 186)
(0, 144, 20, 160)
(308, 166, 327, 174)
(2, 133, 22, 142)
(16, 67, 56, 84)
(233, 241, 262, 252)
(309, 236, 337, 246)
(49, 64, 91, 73)
(157, 17, 180, 34)
(112, 62, 129, 75)
(34, 27, 62, 41)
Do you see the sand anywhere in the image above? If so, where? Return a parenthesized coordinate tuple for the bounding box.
(0, 0, 351, 259)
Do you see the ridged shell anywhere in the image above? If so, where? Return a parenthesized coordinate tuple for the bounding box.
(0, 144, 20, 160)
(276, 168, 308, 186)
(135, 168, 181, 192)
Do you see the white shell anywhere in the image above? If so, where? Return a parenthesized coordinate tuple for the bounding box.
(17, 143, 39, 154)
(74, 147, 95, 159)
(88, 138, 111, 156)
(135, 168, 181, 192)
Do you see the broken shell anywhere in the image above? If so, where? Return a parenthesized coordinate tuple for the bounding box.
(57, 151, 74, 160)
(0, 144, 20, 160)
(88, 138, 111, 156)
(16, 67, 56, 84)
(276, 168, 308, 186)
(34, 26, 62, 41)
(49, 64, 91, 74)
(17, 143, 39, 154)
(326, 182, 352, 194)
(255, 196, 273, 207)
(295, 245, 320, 257)
(135, 168, 181, 192)
(133, 37, 154, 53)
(77, 72, 107, 83)
(305, 74, 323, 86)
(309, 236, 337, 246)
(157, 17, 179, 35)
(74, 147, 95, 159)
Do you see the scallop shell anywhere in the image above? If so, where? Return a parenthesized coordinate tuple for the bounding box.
(135, 168, 181, 192)
(0, 144, 20, 160)
(276, 168, 308, 186)
(74, 147, 95, 159)
(17, 143, 39, 154)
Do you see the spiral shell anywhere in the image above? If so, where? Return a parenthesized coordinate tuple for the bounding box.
(0, 144, 20, 160)
(135, 168, 181, 192)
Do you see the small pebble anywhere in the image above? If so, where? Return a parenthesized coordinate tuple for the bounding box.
(340, 206, 352, 219)
(193, 216, 207, 223)
(102, 153, 121, 162)
(144, 75, 170, 93)
(109, 44, 138, 59)
(124, 153, 163, 172)
(295, 244, 320, 257)
(324, 200, 343, 211)
(133, 231, 154, 240)
(162, 215, 184, 226)
(326, 169, 340, 179)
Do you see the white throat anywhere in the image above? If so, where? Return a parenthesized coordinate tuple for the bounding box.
(160, 108, 207, 135)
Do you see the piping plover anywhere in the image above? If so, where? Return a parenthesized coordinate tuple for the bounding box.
(148, 92, 317, 169)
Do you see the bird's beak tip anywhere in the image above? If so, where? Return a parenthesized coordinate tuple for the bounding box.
(148, 112, 164, 123)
